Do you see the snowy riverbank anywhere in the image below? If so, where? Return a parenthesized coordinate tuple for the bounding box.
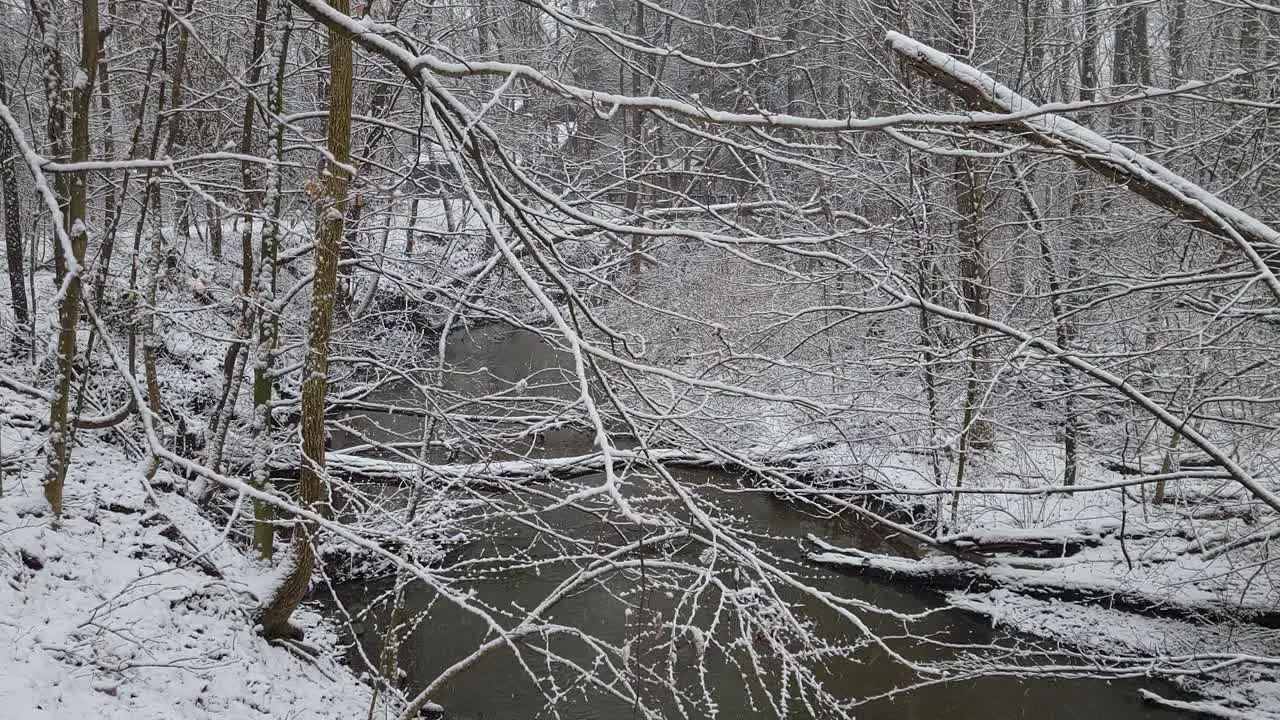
(0, 384, 393, 719)
(796, 439, 1280, 719)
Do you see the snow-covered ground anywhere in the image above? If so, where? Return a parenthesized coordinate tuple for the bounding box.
(0, 385, 391, 720)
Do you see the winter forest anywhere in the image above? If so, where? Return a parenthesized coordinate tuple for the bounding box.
(3, 0, 1280, 717)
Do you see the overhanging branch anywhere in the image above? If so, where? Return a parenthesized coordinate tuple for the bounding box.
(886, 30, 1280, 304)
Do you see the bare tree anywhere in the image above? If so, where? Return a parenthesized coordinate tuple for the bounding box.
(256, 0, 353, 640)
(42, 0, 99, 518)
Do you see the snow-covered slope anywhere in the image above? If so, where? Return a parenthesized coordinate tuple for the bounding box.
(0, 387, 383, 720)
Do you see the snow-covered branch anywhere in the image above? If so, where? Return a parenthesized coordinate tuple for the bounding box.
(886, 30, 1280, 303)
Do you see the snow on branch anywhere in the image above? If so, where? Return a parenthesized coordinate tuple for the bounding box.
(885, 31, 1280, 304)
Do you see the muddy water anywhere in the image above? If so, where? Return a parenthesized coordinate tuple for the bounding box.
(330, 324, 1193, 720)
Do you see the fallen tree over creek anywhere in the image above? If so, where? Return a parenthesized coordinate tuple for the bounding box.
(268, 442, 836, 488)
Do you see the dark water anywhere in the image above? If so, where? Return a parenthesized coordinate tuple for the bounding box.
(327, 324, 1195, 720)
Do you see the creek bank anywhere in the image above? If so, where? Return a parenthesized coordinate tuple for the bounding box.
(0, 383, 390, 720)
(302, 440, 1275, 633)
(806, 535, 1280, 628)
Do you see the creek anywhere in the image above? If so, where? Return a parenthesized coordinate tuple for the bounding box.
(328, 324, 1194, 720)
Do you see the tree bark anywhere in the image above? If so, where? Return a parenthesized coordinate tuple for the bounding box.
(1078, 0, 1097, 104)
(955, 150, 994, 454)
(1168, 0, 1188, 84)
(1112, 0, 1151, 139)
(166, 0, 194, 241)
(207, 201, 223, 259)
(256, 0, 352, 639)
(139, 3, 190, 423)
(947, 0, 994, 525)
(29, 0, 70, 287)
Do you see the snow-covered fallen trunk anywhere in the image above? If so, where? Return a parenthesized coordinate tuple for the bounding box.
(935, 526, 1104, 557)
(806, 535, 1280, 628)
(885, 31, 1280, 304)
(274, 443, 833, 485)
(1138, 690, 1277, 720)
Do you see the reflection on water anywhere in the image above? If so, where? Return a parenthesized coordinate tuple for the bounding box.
(326, 325, 1194, 720)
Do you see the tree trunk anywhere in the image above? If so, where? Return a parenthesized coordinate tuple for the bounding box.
(625, 0, 656, 283)
(207, 201, 223, 259)
(256, 0, 352, 638)
(405, 196, 419, 254)
(29, 0, 70, 287)
(1079, 0, 1098, 104)
(251, 0, 293, 561)
(1112, 1, 1151, 139)
(949, 0, 994, 460)
(140, 3, 190, 426)
(0, 58, 28, 348)
(338, 192, 361, 311)
(167, 0, 194, 243)
(1015, 167, 1079, 486)
(0, 108, 28, 346)
(93, 0, 161, 319)
(126, 10, 174, 378)
(1168, 0, 1188, 84)
(43, 0, 99, 518)
(955, 150, 994, 454)
(895, 0, 948, 525)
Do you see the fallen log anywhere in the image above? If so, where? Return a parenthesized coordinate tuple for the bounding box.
(268, 445, 811, 485)
(330, 448, 726, 484)
(935, 527, 1103, 558)
(806, 535, 1280, 628)
(268, 435, 840, 485)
